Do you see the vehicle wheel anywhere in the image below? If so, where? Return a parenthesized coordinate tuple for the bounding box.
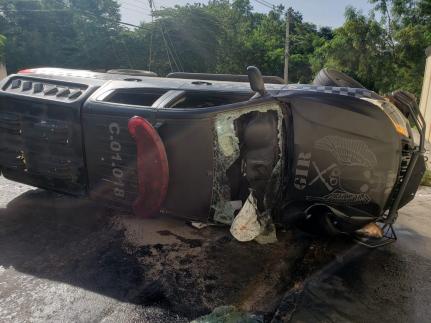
(294, 214, 320, 235)
(386, 90, 419, 119)
(320, 212, 343, 236)
(295, 211, 343, 236)
(313, 68, 365, 88)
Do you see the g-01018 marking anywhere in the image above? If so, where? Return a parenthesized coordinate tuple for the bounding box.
(108, 122, 125, 198)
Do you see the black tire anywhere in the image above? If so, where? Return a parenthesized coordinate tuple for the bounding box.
(386, 90, 418, 119)
(295, 212, 342, 236)
(313, 68, 365, 88)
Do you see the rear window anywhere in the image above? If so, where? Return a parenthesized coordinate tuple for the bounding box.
(172, 91, 252, 109)
(102, 89, 252, 109)
(104, 89, 167, 106)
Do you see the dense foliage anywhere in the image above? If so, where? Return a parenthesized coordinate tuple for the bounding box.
(317, 0, 431, 95)
(0, 0, 429, 96)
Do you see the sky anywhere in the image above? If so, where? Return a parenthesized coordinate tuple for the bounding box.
(119, 0, 377, 28)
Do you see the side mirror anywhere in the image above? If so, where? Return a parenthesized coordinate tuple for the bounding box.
(247, 66, 267, 97)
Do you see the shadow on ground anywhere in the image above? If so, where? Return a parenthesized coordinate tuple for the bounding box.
(3, 187, 427, 322)
(273, 187, 431, 323)
(0, 190, 146, 301)
(0, 188, 340, 321)
(275, 243, 431, 323)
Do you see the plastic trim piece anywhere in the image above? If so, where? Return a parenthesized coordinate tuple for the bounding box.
(385, 92, 427, 224)
(151, 90, 186, 108)
(167, 72, 285, 84)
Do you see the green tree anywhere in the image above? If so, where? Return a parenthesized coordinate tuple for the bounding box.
(317, 0, 430, 96)
(0, 0, 326, 81)
(1, 0, 428, 96)
(0, 34, 5, 63)
(0, 0, 125, 72)
(147, 4, 221, 74)
(370, 0, 431, 95)
(289, 12, 325, 82)
(312, 7, 394, 91)
(205, 0, 257, 74)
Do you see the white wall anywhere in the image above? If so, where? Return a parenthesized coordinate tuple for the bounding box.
(419, 47, 431, 143)
(0, 63, 6, 80)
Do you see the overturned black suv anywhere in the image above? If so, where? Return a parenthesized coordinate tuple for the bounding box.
(0, 67, 426, 246)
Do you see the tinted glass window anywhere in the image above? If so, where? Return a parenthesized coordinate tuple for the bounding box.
(172, 92, 252, 108)
(105, 89, 167, 106)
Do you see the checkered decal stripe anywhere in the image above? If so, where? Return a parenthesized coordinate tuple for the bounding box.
(282, 84, 380, 99)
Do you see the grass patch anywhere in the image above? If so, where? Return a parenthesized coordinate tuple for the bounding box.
(421, 169, 431, 187)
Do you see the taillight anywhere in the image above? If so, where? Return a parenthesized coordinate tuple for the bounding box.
(17, 69, 35, 74)
(128, 116, 169, 218)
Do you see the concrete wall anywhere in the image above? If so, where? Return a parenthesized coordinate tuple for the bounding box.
(0, 63, 6, 80)
(419, 47, 431, 143)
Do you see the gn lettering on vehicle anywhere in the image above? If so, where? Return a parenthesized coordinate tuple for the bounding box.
(294, 152, 311, 190)
(108, 122, 125, 199)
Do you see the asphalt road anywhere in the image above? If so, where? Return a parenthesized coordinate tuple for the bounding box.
(277, 186, 431, 322)
(0, 176, 430, 322)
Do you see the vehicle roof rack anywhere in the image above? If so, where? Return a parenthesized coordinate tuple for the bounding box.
(166, 72, 285, 84)
(107, 69, 158, 77)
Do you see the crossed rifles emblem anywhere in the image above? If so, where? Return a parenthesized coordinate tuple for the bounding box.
(308, 162, 340, 191)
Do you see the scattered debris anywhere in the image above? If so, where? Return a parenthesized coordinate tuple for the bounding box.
(355, 222, 384, 239)
(421, 168, 431, 187)
(213, 201, 243, 225)
(212, 104, 283, 226)
(189, 222, 213, 229)
(255, 220, 278, 244)
(191, 306, 263, 323)
(230, 193, 262, 242)
(229, 194, 279, 244)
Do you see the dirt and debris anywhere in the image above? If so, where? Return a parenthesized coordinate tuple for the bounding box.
(355, 222, 384, 238)
(230, 193, 262, 242)
(0, 176, 327, 322)
(191, 306, 263, 323)
(116, 214, 314, 319)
